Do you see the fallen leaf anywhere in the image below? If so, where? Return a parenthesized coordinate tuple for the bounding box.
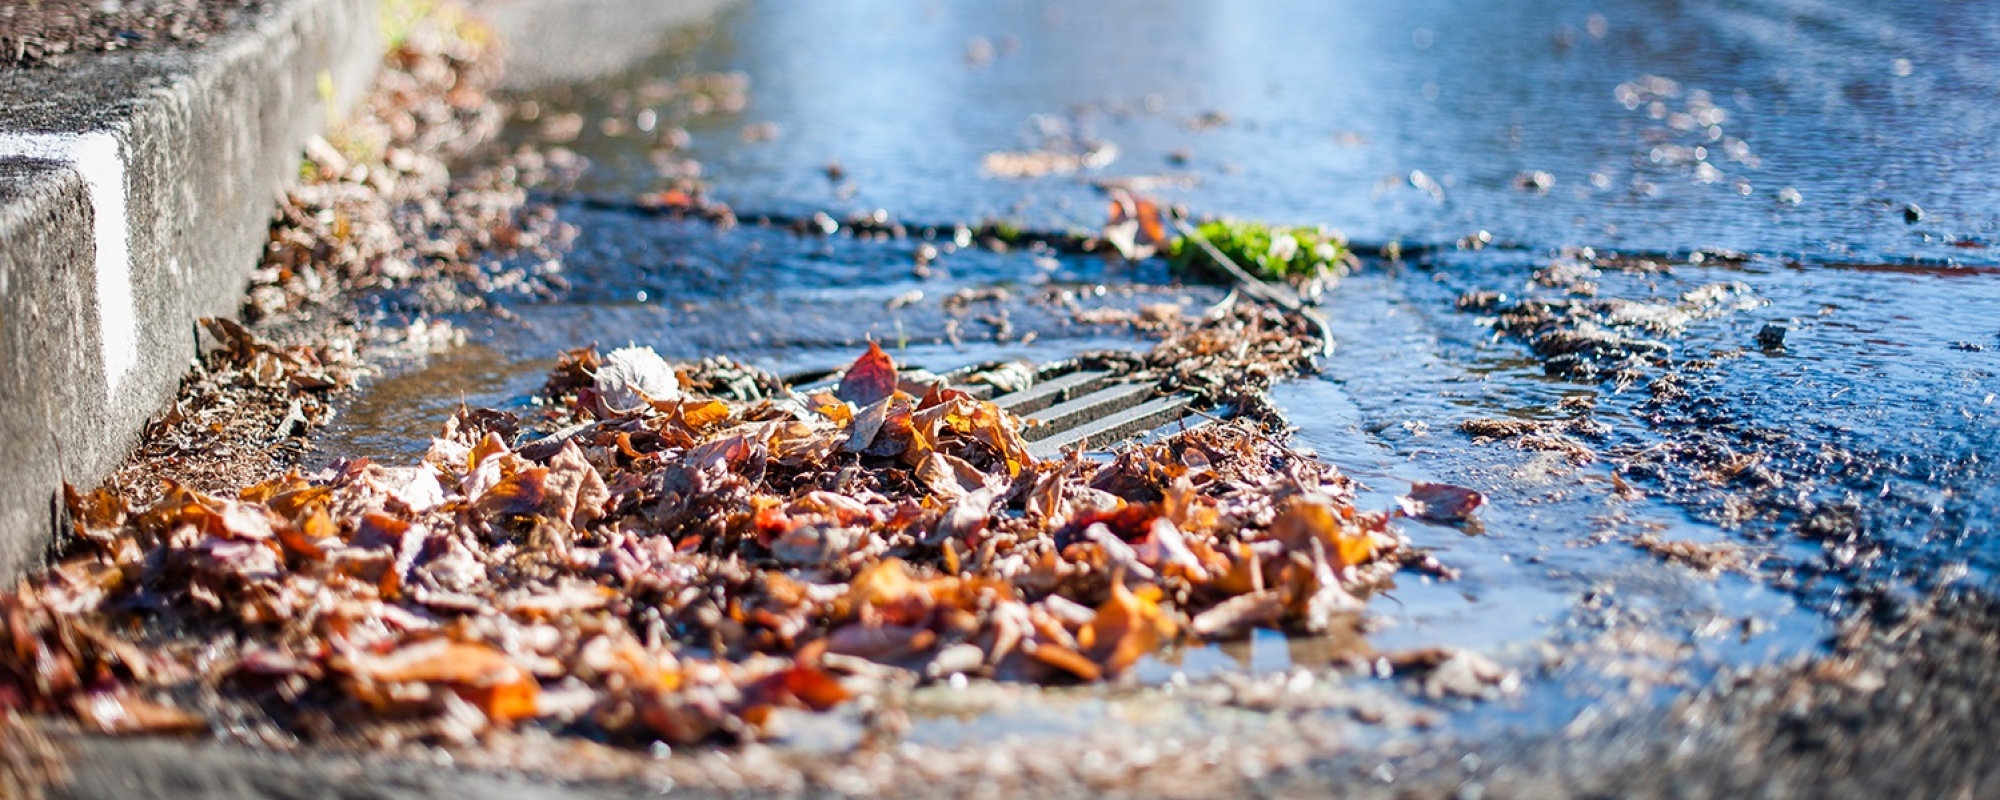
(475, 464, 548, 518)
(914, 451, 993, 500)
(543, 441, 610, 528)
(1386, 647, 1518, 699)
(1078, 581, 1178, 677)
(845, 559, 934, 626)
(929, 486, 1002, 544)
(836, 341, 898, 407)
(749, 663, 849, 711)
(1268, 495, 1378, 568)
(1399, 482, 1486, 523)
(71, 691, 205, 735)
(843, 397, 892, 453)
(341, 640, 541, 724)
(1189, 590, 1285, 639)
(1026, 642, 1101, 681)
(824, 624, 937, 661)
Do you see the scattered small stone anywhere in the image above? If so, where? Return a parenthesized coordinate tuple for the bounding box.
(1385, 648, 1519, 700)
(1757, 323, 1788, 351)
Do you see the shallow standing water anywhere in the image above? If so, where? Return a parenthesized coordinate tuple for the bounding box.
(319, 0, 2000, 739)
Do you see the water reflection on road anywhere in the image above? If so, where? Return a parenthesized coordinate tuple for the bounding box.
(523, 0, 1999, 261)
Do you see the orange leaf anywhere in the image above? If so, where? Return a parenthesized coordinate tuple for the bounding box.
(754, 663, 851, 711)
(72, 691, 205, 735)
(836, 341, 898, 406)
(1080, 582, 1178, 677)
(1270, 496, 1377, 569)
(677, 399, 733, 430)
(1027, 642, 1102, 681)
(1131, 194, 1167, 245)
(475, 466, 548, 518)
(845, 558, 934, 625)
(344, 640, 543, 724)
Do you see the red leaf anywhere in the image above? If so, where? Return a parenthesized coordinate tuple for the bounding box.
(1399, 482, 1486, 523)
(836, 341, 898, 406)
(750, 663, 850, 711)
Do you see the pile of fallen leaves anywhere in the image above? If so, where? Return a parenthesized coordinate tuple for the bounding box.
(247, 3, 575, 323)
(105, 1, 568, 519)
(102, 318, 359, 505)
(0, 305, 1415, 752)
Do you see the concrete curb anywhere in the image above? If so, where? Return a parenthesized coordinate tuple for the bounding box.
(0, 0, 383, 580)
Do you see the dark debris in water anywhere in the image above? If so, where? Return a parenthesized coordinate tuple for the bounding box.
(1457, 280, 1759, 384)
(1458, 416, 1604, 465)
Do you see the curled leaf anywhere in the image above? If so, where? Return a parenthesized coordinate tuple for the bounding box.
(71, 691, 205, 735)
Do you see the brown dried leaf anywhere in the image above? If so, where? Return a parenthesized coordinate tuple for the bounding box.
(929, 486, 1002, 545)
(544, 441, 610, 528)
(475, 465, 548, 518)
(914, 451, 993, 500)
(1189, 590, 1286, 639)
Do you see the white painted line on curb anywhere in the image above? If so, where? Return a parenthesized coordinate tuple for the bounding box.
(0, 131, 139, 402)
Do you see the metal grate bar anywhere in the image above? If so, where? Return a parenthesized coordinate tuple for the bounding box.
(990, 370, 1114, 414)
(1025, 395, 1196, 460)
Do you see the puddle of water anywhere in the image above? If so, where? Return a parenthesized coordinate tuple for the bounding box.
(311, 344, 548, 468)
(1292, 268, 1830, 664)
(506, 0, 2000, 262)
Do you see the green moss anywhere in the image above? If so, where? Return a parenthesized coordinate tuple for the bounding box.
(977, 218, 1026, 244)
(1168, 220, 1347, 282)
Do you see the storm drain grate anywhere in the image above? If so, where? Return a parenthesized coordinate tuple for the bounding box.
(792, 359, 1212, 460)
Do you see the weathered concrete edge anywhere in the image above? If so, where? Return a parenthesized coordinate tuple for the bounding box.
(0, 0, 384, 581)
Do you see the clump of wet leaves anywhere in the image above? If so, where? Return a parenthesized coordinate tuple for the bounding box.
(0, 308, 1420, 752)
(1457, 280, 1758, 383)
(1459, 416, 1605, 465)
